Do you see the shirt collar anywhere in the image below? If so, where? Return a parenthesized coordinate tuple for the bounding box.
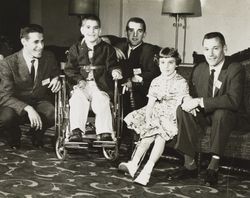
(209, 59, 225, 72)
(80, 37, 102, 50)
(128, 42, 143, 51)
(22, 49, 37, 65)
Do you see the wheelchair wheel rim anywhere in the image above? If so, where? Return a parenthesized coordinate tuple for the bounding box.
(55, 138, 67, 160)
(102, 146, 119, 161)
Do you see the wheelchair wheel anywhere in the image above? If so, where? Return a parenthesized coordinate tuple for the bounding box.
(102, 145, 119, 161)
(102, 83, 123, 161)
(55, 137, 67, 160)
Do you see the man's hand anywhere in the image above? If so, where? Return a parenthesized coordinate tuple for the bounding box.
(114, 47, 126, 60)
(48, 77, 61, 93)
(181, 98, 201, 113)
(131, 75, 143, 83)
(189, 108, 200, 117)
(121, 79, 132, 93)
(24, 105, 42, 130)
(112, 69, 123, 80)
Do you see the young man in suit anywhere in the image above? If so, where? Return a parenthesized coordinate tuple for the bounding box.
(104, 17, 161, 155)
(173, 32, 245, 186)
(114, 17, 161, 111)
(0, 24, 61, 149)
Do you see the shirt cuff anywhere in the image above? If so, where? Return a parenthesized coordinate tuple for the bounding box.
(199, 97, 204, 108)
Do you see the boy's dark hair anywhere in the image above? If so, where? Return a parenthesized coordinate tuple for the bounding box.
(202, 32, 226, 46)
(20, 24, 44, 39)
(80, 14, 101, 27)
(154, 47, 182, 65)
(126, 17, 146, 32)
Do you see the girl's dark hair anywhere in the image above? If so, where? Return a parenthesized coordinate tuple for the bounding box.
(154, 47, 182, 65)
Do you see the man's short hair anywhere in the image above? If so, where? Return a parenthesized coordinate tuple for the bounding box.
(126, 17, 146, 32)
(80, 14, 101, 27)
(20, 24, 44, 39)
(202, 32, 226, 46)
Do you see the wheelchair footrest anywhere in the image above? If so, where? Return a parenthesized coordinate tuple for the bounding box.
(92, 140, 116, 148)
(64, 141, 89, 149)
(82, 134, 96, 139)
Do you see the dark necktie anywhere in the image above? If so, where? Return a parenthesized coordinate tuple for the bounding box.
(30, 59, 35, 82)
(207, 69, 215, 97)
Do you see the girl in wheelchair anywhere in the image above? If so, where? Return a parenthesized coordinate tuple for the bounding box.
(118, 47, 190, 185)
(64, 15, 122, 142)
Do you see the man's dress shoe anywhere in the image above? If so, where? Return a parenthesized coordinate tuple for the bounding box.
(31, 136, 44, 148)
(204, 169, 218, 186)
(10, 144, 21, 150)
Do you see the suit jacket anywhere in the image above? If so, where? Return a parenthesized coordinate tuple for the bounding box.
(0, 50, 60, 115)
(64, 40, 120, 98)
(190, 57, 245, 113)
(115, 41, 161, 94)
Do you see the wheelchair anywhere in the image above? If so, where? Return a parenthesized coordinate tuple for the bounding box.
(54, 72, 123, 161)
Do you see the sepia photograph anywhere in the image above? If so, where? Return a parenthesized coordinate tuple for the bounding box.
(0, 0, 249, 197)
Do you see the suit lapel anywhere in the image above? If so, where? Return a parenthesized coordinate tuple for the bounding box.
(17, 51, 33, 83)
(18, 51, 31, 80)
(200, 63, 210, 97)
(214, 58, 229, 96)
(34, 56, 45, 87)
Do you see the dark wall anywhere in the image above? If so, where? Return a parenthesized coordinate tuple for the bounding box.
(0, 0, 30, 52)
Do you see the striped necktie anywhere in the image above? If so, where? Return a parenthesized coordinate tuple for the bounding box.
(207, 69, 215, 97)
(30, 59, 35, 83)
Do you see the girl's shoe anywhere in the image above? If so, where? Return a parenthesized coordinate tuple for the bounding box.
(118, 161, 138, 178)
(134, 170, 150, 186)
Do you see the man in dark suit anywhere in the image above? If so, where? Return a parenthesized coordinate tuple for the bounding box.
(114, 17, 161, 111)
(0, 24, 61, 149)
(173, 32, 245, 186)
(105, 17, 161, 154)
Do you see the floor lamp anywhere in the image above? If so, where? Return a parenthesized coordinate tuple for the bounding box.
(162, 0, 201, 59)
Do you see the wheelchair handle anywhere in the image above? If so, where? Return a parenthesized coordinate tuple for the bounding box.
(114, 79, 118, 116)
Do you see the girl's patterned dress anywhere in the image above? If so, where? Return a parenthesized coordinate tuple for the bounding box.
(124, 71, 189, 141)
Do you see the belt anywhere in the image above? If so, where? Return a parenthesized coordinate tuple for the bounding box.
(80, 65, 104, 70)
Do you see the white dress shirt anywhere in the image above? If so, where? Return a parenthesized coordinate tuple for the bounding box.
(127, 42, 142, 58)
(209, 60, 224, 97)
(23, 51, 38, 80)
(199, 59, 224, 108)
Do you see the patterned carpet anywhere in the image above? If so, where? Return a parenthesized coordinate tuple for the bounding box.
(0, 135, 250, 198)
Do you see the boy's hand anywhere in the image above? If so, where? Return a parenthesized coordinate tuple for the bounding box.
(112, 69, 123, 80)
(78, 80, 86, 89)
(73, 80, 86, 91)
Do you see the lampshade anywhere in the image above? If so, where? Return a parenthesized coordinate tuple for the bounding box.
(69, 0, 98, 15)
(162, 0, 201, 16)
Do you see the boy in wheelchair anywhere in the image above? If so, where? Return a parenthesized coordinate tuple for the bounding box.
(64, 15, 122, 142)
